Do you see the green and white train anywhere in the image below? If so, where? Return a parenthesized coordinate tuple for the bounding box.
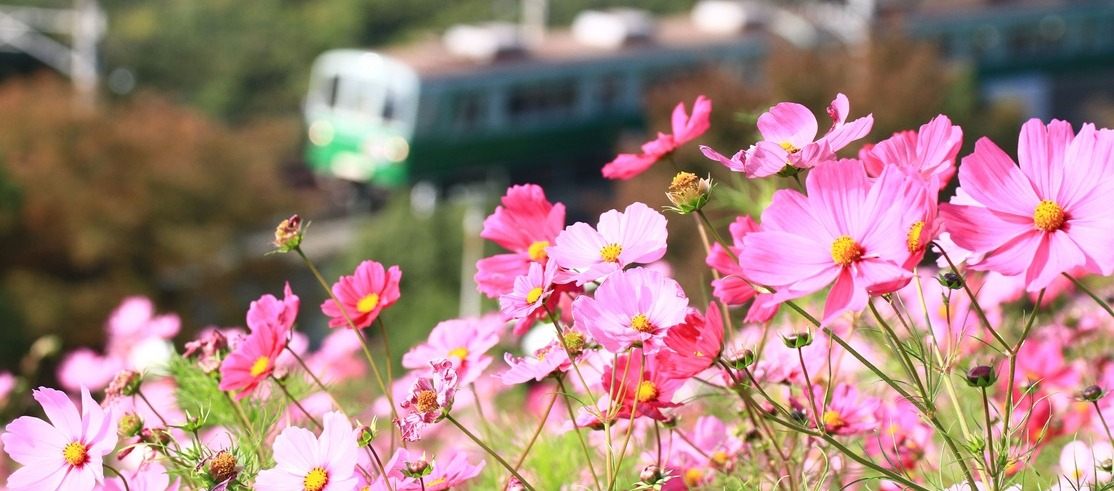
(302, 6, 767, 189)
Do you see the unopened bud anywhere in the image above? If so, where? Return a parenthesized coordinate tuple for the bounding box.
(731, 349, 757, 370)
(506, 477, 527, 491)
(118, 412, 143, 437)
(403, 459, 431, 479)
(106, 370, 142, 399)
(208, 450, 239, 483)
(937, 271, 965, 290)
(965, 365, 997, 388)
(271, 214, 305, 253)
(665, 172, 712, 214)
(356, 423, 377, 447)
(790, 408, 809, 425)
(140, 427, 171, 447)
(782, 332, 812, 349)
(640, 464, 663, 483)
(1081, 385, 1105, 402)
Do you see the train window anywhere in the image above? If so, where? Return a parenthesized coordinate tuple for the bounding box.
(452, 91, 487, 131)
(506, 80, 578, 123)
(599, 74, 624, 109)
(382, 89, 396, 121)
(326, 76, 341, 108)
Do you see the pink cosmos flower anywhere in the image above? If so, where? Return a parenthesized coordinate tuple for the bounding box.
(0, 372, 14, 408)
(861, 114, 963, 189)
(677, 416, 743, 472)
(372, 448, 485, 491)
(247, 282, 299, 333)
(255, 411, 359, 491)
(218, 318, 287, 399)
(657, 303, 724, 379)
(2, 387, 118, 491)
(402, 315, 501, 386)
(811, 383, 880, 436)
(305, 330, 366, 383)
(572, 267, 689, 354)
(941, 119, 1114, 291)
(321, 260, 402, 329)
(738, 161, 917, 324)
(499, 258, 558, 330)
(475, 184, 566, 298)
(549, 202, 669, 285)
(1059, 440, 1114, 486)
(603, 349, 684, 421)
(500, 338, 573, 385)
(396, 359, 459, 442)
(705, 215, 780, 322)
(602, 95, 711, 180)
(865, 398, 934, 471)
(702, 93, 873, 178)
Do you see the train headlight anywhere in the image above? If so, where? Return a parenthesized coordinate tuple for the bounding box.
(383, 136, 410, 162)
(308, 120, 334, 146)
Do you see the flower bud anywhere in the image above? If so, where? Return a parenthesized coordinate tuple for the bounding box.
(140, 427, 172, 446)
(640, 464, 663, 483)
(731, 349, 757, 370)
(118, 412, 143, 437)
(271, 214, 305, 253)
(1081, 384, 1105, 402)
(403, 459, 431, 479)
(506, 477, 527, 491)
(665, 172, 712, 214)
(106, 370, 142, 399)
(789, 408, 809, 425)
(782, 331, 813, 349)
(937, 271, 965, 290)
(658, 415, 678, 429)
(208, 450, 239, 483)
(356, 422, 377, 447)
(965, 365, 997, 388)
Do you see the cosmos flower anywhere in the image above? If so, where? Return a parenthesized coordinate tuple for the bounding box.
(572, 267, 689, 354)
(656, 303, 724, 379)
(602, 349, 685, 421)
(246, 282, 300, 334)
(1, 387, 118, 491)
(811, 383, 880, 436)
(321, 260, 402, 329)
(475, 184, 566, 298)
(705, 215, 779, 322)
(255, 411, 359, 491)
(548, 202, 668, 285)
(219, 313, 287, 399)
(602, 95, 711, 180)
(401, 316, 501, 385)
(498, 259, 558, 329)
(860, 114, 962, 189)
(371, 448, 485, 491)
(396, 360, 459, 442)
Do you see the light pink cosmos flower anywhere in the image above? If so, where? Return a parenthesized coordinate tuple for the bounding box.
(1059, 440, 1114, 487)
(677, 416, 743, 472)
(865, 398, 934, 471)
(549, 202, 669, 285)
(475, 184, 566, 298)
(861, 114, 963, 189)
(738, 161, 917, 324)
(402, 315, 501, 386)
(306, 330, 366, 383)
(941, 119, 1114, 291)
(572, 267, 688, 354)
(705, 215, 779, 322)
(500, 338, 573, 385)
(602, 95, 711, 180)
(603, 349, 684, 421)
(499, 258, 557, 330)
(103, 462, 179, 491)
(396, 359, 459, 442)
(371, 448, 486, 491)
(2, 387, 118, 491)
(321, 260, 402, 329)
(657, 303, 723, 379)
(218, 319, 286, 400)
(811, 383, 880, 436)
(702, 93, 872, 178)
(256, 411, 359, 491)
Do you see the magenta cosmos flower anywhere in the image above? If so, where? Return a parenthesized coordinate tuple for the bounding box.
(705, 215, 779, 322)
(602, 95, 710, 180)
(702, 93, 872, 178)
(941, 119, 1114, 291)
(2, 387, 118, 491)
(255, 411, 359, 491)
(373, 448, 485, 491)
(321, 260, 402, 329)
(247, 282, 299, 333)
(572, 267, 688, 354)
(475, 184, 566, 298)
(549, 202, 668, 285)
(656, 303, 724, 379)
(401, 315, 501, 385)
(738, 161, 922, 324)
(219, 291, 291, 399)
(810, 383, 880, 436)
(861, 114, 963, 190)
(396, 359, 459, 442)
(602, 348, 684, 421)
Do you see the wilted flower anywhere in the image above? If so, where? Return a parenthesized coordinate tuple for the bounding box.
(665, 172, 711, 214)
(271, 214, 304, 253)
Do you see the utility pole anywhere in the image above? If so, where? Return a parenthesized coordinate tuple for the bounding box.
(0, 0, 106, 109)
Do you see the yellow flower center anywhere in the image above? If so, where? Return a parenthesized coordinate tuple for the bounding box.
(599, 243, 622, 263)
(303, 467, 329, 491)
(1032, 199, 1066, 231)
(249, 356, 271, 378)
(449, 347, 469, 360)
(526, 287, 544, 304)
(779, 141, 800, 154)
(636, 381, 659, 403)
(62, 441, 89, 467)
(415, 389, 439, 414)
(906, 220, 925, 253)
(563, 331, 586, 355)
(683, 467, 705, 487)
(357, 293, 380, 313)
(710, 450, 729, 467)
(822, 410, 846, 431)
(830, 235, 864, 266)
(527, 240, 549, 262)
(630, 314, 653, 333)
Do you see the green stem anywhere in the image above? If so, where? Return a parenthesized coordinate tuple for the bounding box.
(1094, 401, 1114, 444)
(1062, 273, 1114, 318)
(273, 376, 322, 430)
(933, 243, 1011, 351)
(446, 414, 535, 491)
(981, 386, 996, 481)
(555, 377, 604, 491)
(104, 464, 131, 491)
(285, 345, 345, 412)
(135, 389, 169, 428)
(512, 387, 559, 473)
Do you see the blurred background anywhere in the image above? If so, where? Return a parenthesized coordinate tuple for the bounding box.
(1, 0, 1113, 388)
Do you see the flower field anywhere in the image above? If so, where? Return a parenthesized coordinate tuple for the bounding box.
(3, 93, 1114, 490)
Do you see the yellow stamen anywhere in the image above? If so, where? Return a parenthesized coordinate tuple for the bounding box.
(357, 293, 380, 313)
(710, 450, 729, 467)
(630, 314, 653, 333)
(449, 347, 469, 360)
(1033, 199, 1066, 231)
(683, 467, 705, 487)
(249, 356, 270, 378)
(599, 243, 622, 263)
(636, 381, 659, 403)
(62, 441, 89, 467)
(906, 220, 925, 252)
(427, 477, 447, 487)
(303, 467, 329, 491)
(527, 240, 549, 262)
(415, 389, 439, 414)
(779, 141, 801, 154)
(830, 235, 864, 266)
(526, 287, 544, 304)
(822, 409, 846, 430)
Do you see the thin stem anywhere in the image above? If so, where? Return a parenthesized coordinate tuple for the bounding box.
(695, 209, 736, 263)
(511, 387, 559, 473)
(135, 389, 169, 427)
(797, 347, 823, 433)
(981, 386, 996, 479)
(104, 464, 131, 491)
(1062, 273, 1114, 318)
(367, 444, 395, 491)
(375, 317, 398, 399)
(446, 414, 535, 491)
(933, 243, 1011, 351)
(471, 384, 494, 441)
(1001, 288, 1045, 481)
(223, 392, 258, 441)
(654, 421, 662, 469)
(285, 345, 345, 412)
(1094, 401, 1114, 444)
(555, 377, 604, 491)
(608, 352, 646, 491)
(869, 300, 928, 401)
(273, 376, 322, 430)
(419, 477, 427, 491)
